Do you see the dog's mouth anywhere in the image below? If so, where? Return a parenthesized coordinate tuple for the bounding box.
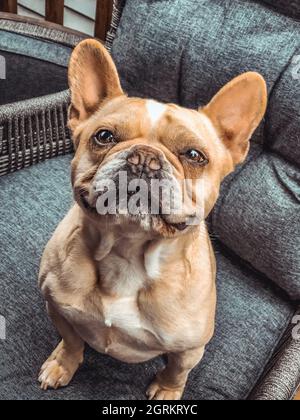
(79, 192, 97, 214)
(169, 222, 188, 231)
(78, 190, 189, 232)
(74, 145, 198, 234)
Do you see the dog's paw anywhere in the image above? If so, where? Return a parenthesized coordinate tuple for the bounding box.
(38, 360, 73, 391)
(146, 380, 184, 400)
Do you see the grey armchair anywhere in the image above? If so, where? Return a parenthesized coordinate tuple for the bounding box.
(0, 0, 299, 400)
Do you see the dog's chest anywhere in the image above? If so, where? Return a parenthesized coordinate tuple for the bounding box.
(98, 246, 147, 297)
(101, 293, 142, 332)
(68, 248, 167, 362)
(97, 249, 154, 335)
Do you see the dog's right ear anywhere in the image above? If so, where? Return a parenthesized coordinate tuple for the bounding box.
(68, 39, 123, 133)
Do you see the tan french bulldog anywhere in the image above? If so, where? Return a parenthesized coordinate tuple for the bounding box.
(38, 39, 267, 400)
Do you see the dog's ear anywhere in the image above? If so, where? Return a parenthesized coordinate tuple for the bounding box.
(68, 39, 123, 132)
(202, 72, 267, 165)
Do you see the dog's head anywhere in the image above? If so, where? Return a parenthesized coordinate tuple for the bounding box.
(68, 39, 267, 237)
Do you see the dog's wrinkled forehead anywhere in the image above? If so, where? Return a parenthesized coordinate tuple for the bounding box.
(81, 96, 216, 154)
(87, 97, 172, 139)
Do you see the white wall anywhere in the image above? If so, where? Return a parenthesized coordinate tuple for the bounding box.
(18, 0, 96, 35)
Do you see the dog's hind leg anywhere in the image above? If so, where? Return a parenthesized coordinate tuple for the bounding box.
(38, 303, 85, 390)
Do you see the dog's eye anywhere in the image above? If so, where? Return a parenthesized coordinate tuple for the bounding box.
(184, 149, 208, 165)
(93, 130, 115, 146)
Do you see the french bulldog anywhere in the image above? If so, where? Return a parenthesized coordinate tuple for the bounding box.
(38, 39, 267, 400)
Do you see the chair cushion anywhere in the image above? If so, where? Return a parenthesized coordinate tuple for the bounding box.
(266, 59, 300, 166)
(111, 0, 300, 297)
(259, 0, 300, 19)
(0, 157, 295, 400)
(212, 145, 300, 299)
(0, 30, 71, 104)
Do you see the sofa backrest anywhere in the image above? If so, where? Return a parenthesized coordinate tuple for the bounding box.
(111, 0, 300, 299)
(259, 0, 300, 19)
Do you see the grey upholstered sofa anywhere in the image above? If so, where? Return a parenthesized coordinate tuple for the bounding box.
(0, 0, 299, 400)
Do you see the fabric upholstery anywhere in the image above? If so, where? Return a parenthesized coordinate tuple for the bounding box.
(258, 0, 300, 19)
(0, 30, 71, 105)
(0, 51, 68, 105)
(250, 308, 300, 400)
(0, 30, 72, 66)
(0, 156, 295, 400)
(212, 146, 300, 299)
(1, 0, 300, 402)
(111, 0, 300, 298)
(266, 59, 300, 166)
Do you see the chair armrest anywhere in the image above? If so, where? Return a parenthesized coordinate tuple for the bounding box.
(250, 307, 300, 400)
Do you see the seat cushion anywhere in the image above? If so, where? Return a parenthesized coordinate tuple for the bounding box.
(259, 0, 300, 19)
(111, 0, 300, 297)
(212, 145, 300, 299)
(112, 0, 300, 124)
(0, 30, 71, 104)
(266, 59, 300, 166)
(0, 157, 295, 400)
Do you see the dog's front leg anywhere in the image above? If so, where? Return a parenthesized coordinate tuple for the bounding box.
(147, 347, 205, 400)
(39, 302, 85, 390)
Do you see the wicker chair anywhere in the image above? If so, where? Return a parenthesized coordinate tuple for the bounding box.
(108, 0, 300, 401)
(0, 0, 299, 401)
(0, 16, 80, 176)
(0, 0, 113, 40)
(0, 1, 117, 177)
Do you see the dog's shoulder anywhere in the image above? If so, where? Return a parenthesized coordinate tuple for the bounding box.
(39, 204, 96, 295)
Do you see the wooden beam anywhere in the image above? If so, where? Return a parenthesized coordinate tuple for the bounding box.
(0, 0, 17, 14)
(0, 11, 88, 37)
(95, 0, 113, 41)
(45, 0, 64, 25)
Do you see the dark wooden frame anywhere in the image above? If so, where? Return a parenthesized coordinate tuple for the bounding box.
(0, 0, 114, 41)
(95, 0, 113, 41)
(0, 0, 17, 14)
(45, 0, 64, 26)
(0, 11, 88, 39)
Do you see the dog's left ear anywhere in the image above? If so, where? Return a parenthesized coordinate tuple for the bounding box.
(203, 72, 267, 165)
(68, 39, 123, 132)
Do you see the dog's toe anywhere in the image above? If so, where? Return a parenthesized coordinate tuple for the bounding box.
(38, 360, 72, 391)
(146, 380, 183, 400)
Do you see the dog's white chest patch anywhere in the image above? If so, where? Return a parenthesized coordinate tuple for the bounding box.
(102, 295, 142, 332)
(144, 239, 177, 280)
(97, 250, 150, 334)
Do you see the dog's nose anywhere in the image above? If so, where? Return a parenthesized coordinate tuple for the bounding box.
(127, 147, 162, 175)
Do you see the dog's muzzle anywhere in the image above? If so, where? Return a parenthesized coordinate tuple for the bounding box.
(126, 146, 164, 179)
(88, 145, 179, 215)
